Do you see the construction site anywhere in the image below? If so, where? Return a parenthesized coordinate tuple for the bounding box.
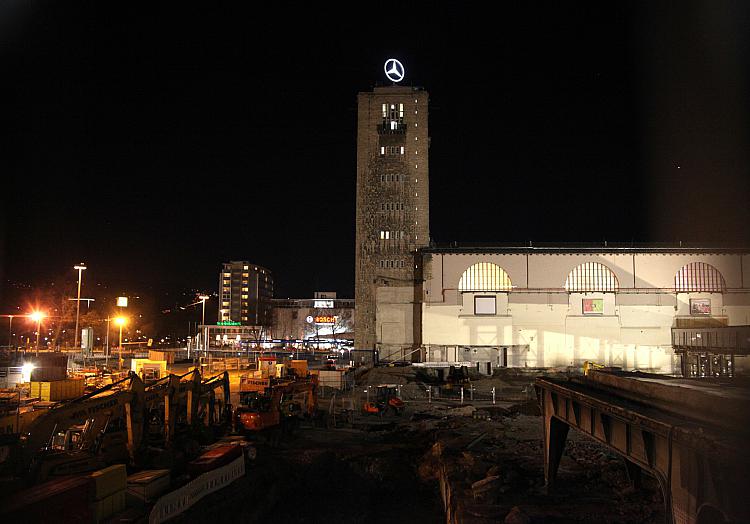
(0, 327, 747, 524)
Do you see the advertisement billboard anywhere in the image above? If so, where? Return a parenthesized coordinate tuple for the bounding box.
(582, 298, 604, 315)
(690, 298, 711, 315)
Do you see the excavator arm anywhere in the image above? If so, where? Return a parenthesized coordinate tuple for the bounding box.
(19, 373, 146, 480)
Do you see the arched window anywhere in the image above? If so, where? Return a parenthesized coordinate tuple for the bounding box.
(674, 262, 726, 292)
(458, 263, 512, 292)
(565, 262, 619, 292)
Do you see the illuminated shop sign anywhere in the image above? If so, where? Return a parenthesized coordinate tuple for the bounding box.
(314, 315, 337, 324)
(582, 298, 603, 315)
(217, 320, 242, 326)
(314, 300, 334, 309)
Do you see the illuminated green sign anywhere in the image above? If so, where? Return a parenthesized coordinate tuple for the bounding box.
(217, 321, 241, 326)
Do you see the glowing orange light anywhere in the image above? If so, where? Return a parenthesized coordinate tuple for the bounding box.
(29, 311, 46, 323)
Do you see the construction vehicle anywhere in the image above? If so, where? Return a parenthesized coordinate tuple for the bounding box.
(444, 365, 470, 390)
(583, 360, 606, 376)
(363, 385, 405, 415)
(235, 373, 318, 440)
(11, 372, 146, 484)
(144, 369, 231, 446)
(196, 371, 232, 434)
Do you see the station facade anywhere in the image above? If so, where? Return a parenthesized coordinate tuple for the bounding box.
(408, 246, 750, 373)
(356, 64, 750, 372)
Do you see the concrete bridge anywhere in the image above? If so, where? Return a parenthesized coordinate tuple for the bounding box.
(535, 370, 750, 524)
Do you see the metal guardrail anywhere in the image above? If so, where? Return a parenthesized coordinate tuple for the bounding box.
(671, 326, 750, 353)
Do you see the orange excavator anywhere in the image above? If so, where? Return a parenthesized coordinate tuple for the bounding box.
(363, 385, 405, 416)
(235, 374, 318, 441)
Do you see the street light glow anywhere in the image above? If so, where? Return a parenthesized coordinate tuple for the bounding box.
(115, 316, 128, 327)
(29, 311, 45, 323)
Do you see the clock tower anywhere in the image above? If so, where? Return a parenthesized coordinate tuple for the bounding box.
(354, 63, 429, 362)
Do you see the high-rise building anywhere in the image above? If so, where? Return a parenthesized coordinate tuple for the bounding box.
(218, 261, 273, 326)
(355, 79, 430, 360)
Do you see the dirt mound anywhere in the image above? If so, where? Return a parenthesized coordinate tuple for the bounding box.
(508, 400, 541, 416)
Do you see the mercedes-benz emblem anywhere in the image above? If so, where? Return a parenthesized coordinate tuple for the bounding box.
(384, 58, 405, 83)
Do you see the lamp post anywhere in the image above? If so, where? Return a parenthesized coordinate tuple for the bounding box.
(199, 295, 209, 355)
(29, 311, 45, 357)
(1, 315, 20, 359)
(105, 316, 111, 368)
(73, 263, 87, 349)
(115, 316, 127, 370)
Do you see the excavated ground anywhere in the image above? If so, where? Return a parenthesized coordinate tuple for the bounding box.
(169, 367, 665, 523)
(172, 424, 443, 523)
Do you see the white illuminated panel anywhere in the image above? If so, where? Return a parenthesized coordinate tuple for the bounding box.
(314, 300, 334, 309)
(474, 296, 496, 315)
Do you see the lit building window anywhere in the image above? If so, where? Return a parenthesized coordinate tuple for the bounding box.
(674, 262, 726, 292)
(565, 262, 619, 292)
(242, 294, 249, 299)
(459, 263, 513, 292)
(380, 146, 385, 155)
(243, 266, 248, 270)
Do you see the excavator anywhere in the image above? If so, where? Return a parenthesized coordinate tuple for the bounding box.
(13, 372, 145, 484)
(195, 371, 232, 437)
(235, 373, 317, 441)
(144, 369, 231, 446)
(363, 385, 405, 416)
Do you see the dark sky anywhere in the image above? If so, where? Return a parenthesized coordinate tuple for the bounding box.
(2, 2, 749, 305)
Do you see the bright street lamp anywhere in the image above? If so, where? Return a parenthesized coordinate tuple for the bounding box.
(199, 295, 209, 354)
(29, 311, 46, 357)
(73, 263, 87, 349)
(115, 316, 127, 370)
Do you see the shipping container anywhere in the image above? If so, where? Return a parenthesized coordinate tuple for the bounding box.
(30, 378, 85, 401)
(1, 475, 94, 523)
(89, 463, 127, 500)
(29, 354, 69, 382)
(92, 489, 126, 522)
(126, 469, 170, 505)
(149, 350, 175, 364)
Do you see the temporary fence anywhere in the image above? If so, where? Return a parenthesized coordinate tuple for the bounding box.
(351, 382, 536, 406)
(148, 455, 245, 524)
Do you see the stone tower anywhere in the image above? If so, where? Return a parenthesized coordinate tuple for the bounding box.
(355, 82, 429, 361)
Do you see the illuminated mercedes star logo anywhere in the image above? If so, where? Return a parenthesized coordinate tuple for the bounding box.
(384, 58, 405, 83)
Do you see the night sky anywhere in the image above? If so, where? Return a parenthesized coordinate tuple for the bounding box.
(3, 2, 749, 311)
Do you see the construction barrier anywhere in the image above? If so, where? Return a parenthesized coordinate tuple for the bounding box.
(148, 455, 245, 524)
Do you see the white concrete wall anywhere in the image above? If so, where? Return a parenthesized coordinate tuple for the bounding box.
(420, 251, 750, 372)
(376, 286, 416, 360)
